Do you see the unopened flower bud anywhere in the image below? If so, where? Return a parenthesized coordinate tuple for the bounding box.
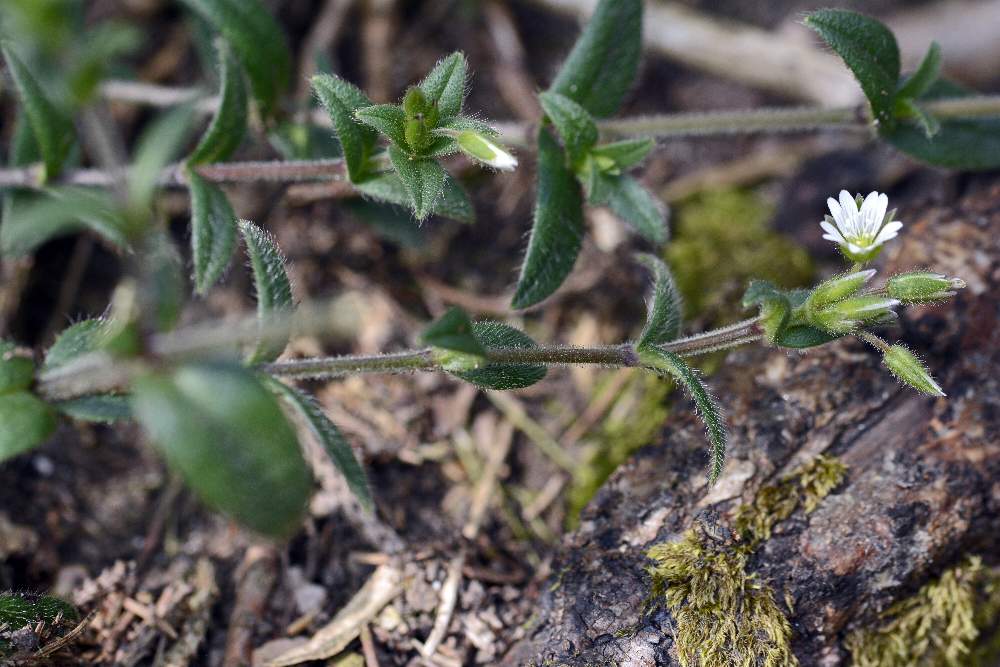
(807, 269, 876, 311)
(455, 131, 518, 171)
(886, 271, 966, 304)
(813, 296, 899, 334)
(882, 344, 945, 396)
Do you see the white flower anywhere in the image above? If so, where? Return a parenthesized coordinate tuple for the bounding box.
(820, 190, 903, 261)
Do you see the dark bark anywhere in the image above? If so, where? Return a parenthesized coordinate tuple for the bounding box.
(504, 180, 1000, 666)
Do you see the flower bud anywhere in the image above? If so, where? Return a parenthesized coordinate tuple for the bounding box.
(882, 344, 945, 396)
(885, 271, 966, 304)
(807, 269, 876, 311)
(403, 87, 428, 116)
(813, 296, 899, 334)
(455, 131, 518, 171)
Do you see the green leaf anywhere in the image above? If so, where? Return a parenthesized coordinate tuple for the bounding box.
(548, 0, 643, 118)
(511, 127, 585, 309)
(179, 0, 291, 118)
(187, 40, 248, 166)
(0, 391, 57, 462)
(805, 9, 900, 129)
(240, 220, 294, 364)
(354, 172, 474, 224)
(640, 348, 727, 484)
(44, 319, 108, 371)
(897, 41, 941, 101)
(881, 80, 1000, 170)
(897, 99, 939, 139)
(422, 307, 486, 356)
(387, 145, 446, 221)
(132, 363, 312, 537)
(345, 200, 424, 247)
(597, 175, 668, 244)
(355, 104, 409, 150)
(451, 321, 547, 390)
(137, 232, 186, 332)
(312, 74, 378, 182)
(590, 138, 654, 171)
(267, 379, 372, 510)
(636, 254, 683, 348)
(741, 279, 785, 309)
(56, 395, 131, 423)
(538, 91, 598, 165)
(1, 186, 129, 256)
(1, 44, 74, 181)
(130, 107, 195, 210)
(187, 170, 237, 293)
(0, 341, 34, 394)
(418, 52, 468, 118)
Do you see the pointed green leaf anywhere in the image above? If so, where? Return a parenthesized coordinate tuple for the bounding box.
(132, 363, 312, 537)
(805, 9, 900, 129)
(387, 145, 446, 221)
(0, 391, 57, 462)
(130, 107, 195, 210)
(595, 174, 668, 244)
(640, 347, 727, 484)
(137, 231, 186, 333)
(538, 91, 598, 165)
(240, 220, 294, 364)
(422, 307, 486, 356)
(511, 127, 585, 309)
(1, 186, 129, 256)
(312, 74, 377, 182)
(0, 341, 34, 394)
(187, 40, 248, 166)
(590, 138, 654, 171)
(44, 319, 107, 372)
(56, 395, 131, 423)
(451, 321, 547, 390)
(549, 0, 642, 118)
(636, 254, 683, 348)
(897, 41, 941, 101)
(179, 0, 291, 117)
(418, 52, 468, 118)
(355, 104, 409, 149)
(187, 170, 237, 293)
(355, 171, 474, 224)
(267, 379, 373, 510)
(1, 44, 74, 181)
(881, 79, 1000, 170)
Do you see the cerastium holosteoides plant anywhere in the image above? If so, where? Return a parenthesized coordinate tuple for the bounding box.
(0, 0, 991, 538)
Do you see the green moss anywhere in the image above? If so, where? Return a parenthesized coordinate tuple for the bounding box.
(566, 373, 672, 526)
(646, 456, 848, 667)
(647, 530, 794, 667)
(731, 455, 848, 549)
(666, 189, 813, 322)
(846, 556, 1000, 667)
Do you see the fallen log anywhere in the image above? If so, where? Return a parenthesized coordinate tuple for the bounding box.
(504, 179, 1000, 666)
